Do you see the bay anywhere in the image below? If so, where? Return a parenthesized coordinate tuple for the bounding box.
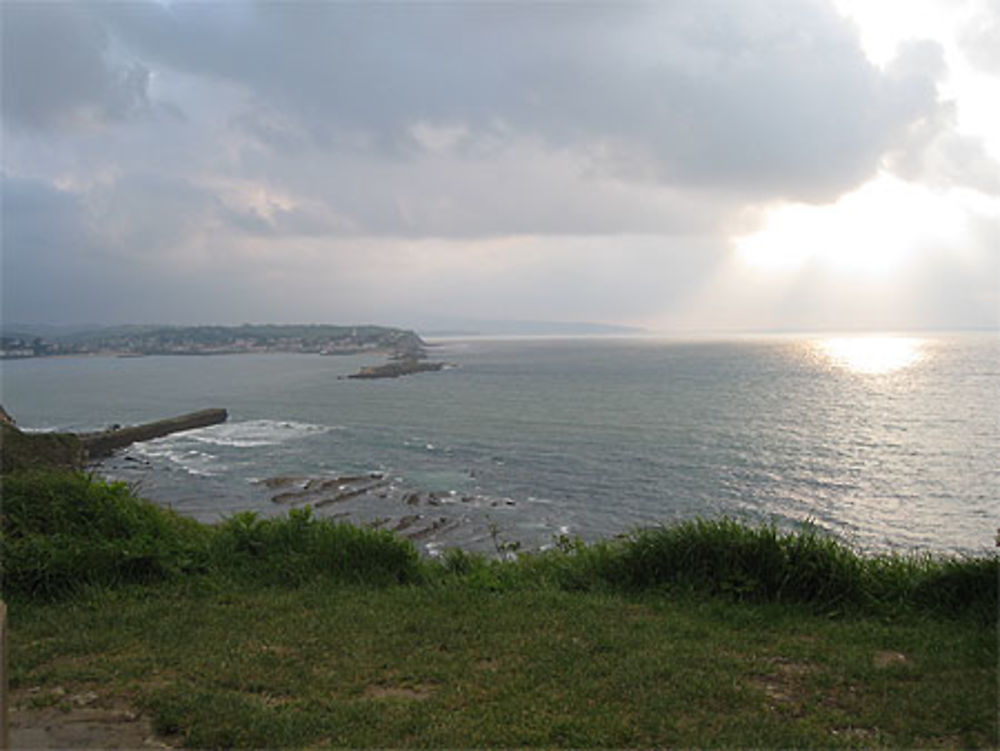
(2, 333, 996, 556)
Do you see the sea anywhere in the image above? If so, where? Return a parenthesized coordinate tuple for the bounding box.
(2, 333, 996, 557)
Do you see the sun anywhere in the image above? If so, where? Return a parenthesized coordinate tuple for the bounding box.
(734, 174, 967, 277)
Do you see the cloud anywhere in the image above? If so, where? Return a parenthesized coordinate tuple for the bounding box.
(1, 2, 149, 131)
(1, 0, 993, 331)
(888, 127, 1000, 195)
(959, 4, 1000, 75)
(1, 176, 100, 322)
(1, 175, 90, 254)
(97, 0, 948, 203)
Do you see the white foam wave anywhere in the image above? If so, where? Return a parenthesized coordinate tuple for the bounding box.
(185, 419, 339, 448)
(127, 418, 336, 473)
(129, 443, 224, 476)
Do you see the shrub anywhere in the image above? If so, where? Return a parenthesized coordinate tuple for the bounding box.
(1, 470, 209, 598)
(0, 472, 423, 599)
(601, 519, 996, 620)
(209, 507, 422, 586)
(910, 556, 998, 623)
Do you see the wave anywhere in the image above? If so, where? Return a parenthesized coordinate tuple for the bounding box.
(129, 444, 225, 476)
(125, 419, 337, 476)
(184, 419, 340, 448)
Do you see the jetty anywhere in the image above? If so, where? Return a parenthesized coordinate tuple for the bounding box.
(79, 408, 228, 458)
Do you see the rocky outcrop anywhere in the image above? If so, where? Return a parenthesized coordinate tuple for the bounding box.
(265, 473, 390, 507)
(255, 471, 515, 548)
(347, 359, 446, 380)
(79, 409, 228, 458)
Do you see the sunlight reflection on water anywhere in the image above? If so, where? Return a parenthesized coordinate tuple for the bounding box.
(816, 336, 926, 375)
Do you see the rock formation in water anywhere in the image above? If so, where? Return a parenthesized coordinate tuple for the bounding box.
(346, 359, 446, 379)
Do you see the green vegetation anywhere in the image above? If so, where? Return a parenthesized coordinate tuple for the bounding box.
(2, 470, 996, 747)
(1, 471, 420, 598)
(0, 423, 84, 474)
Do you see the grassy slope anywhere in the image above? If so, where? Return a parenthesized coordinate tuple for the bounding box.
(3, 471, 997, 748)
(0, 423, 84, 474)
(11, 582, 996, 748)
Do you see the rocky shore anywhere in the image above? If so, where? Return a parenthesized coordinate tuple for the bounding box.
(255, 472, 517, 548)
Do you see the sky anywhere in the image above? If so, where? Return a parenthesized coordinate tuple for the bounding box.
(2, 0, 998, 333)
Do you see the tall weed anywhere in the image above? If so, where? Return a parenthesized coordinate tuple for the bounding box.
(210, 507, 421, 586)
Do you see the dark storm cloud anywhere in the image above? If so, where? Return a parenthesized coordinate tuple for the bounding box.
(96, 0, 946, 201)
(1, 2, 149, 130)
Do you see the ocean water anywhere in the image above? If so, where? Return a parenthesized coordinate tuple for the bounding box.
(2, 333, 996, 556)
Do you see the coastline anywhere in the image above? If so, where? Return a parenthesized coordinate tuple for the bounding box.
(5, 335, 996, 557)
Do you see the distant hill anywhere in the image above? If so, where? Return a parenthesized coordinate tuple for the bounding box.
(419, 320, 646, 337)
(0, 322, 108, 339)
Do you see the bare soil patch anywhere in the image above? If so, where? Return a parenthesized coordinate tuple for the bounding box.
(10, 695, 172, 749)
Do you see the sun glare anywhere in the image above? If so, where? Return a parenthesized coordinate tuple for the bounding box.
(735, 175, 968, 277)
(816, 336, 926, 375)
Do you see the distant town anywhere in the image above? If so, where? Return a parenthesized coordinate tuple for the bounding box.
(0, 324, 425, 359)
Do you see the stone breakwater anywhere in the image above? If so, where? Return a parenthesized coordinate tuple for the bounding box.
(2, 405, 228, 470)
(79, 409, 228, 458)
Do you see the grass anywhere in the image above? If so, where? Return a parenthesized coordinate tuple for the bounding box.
(1, 470, 421, 597)
(2, 470, 997, 747)
(10, 581, 996, 748)
(0, 422, 84, 474)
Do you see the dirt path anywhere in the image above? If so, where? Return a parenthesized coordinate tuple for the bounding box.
(9, 691, 173, 749)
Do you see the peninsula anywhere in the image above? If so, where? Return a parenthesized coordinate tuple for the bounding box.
(0, 324, 425, 359)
